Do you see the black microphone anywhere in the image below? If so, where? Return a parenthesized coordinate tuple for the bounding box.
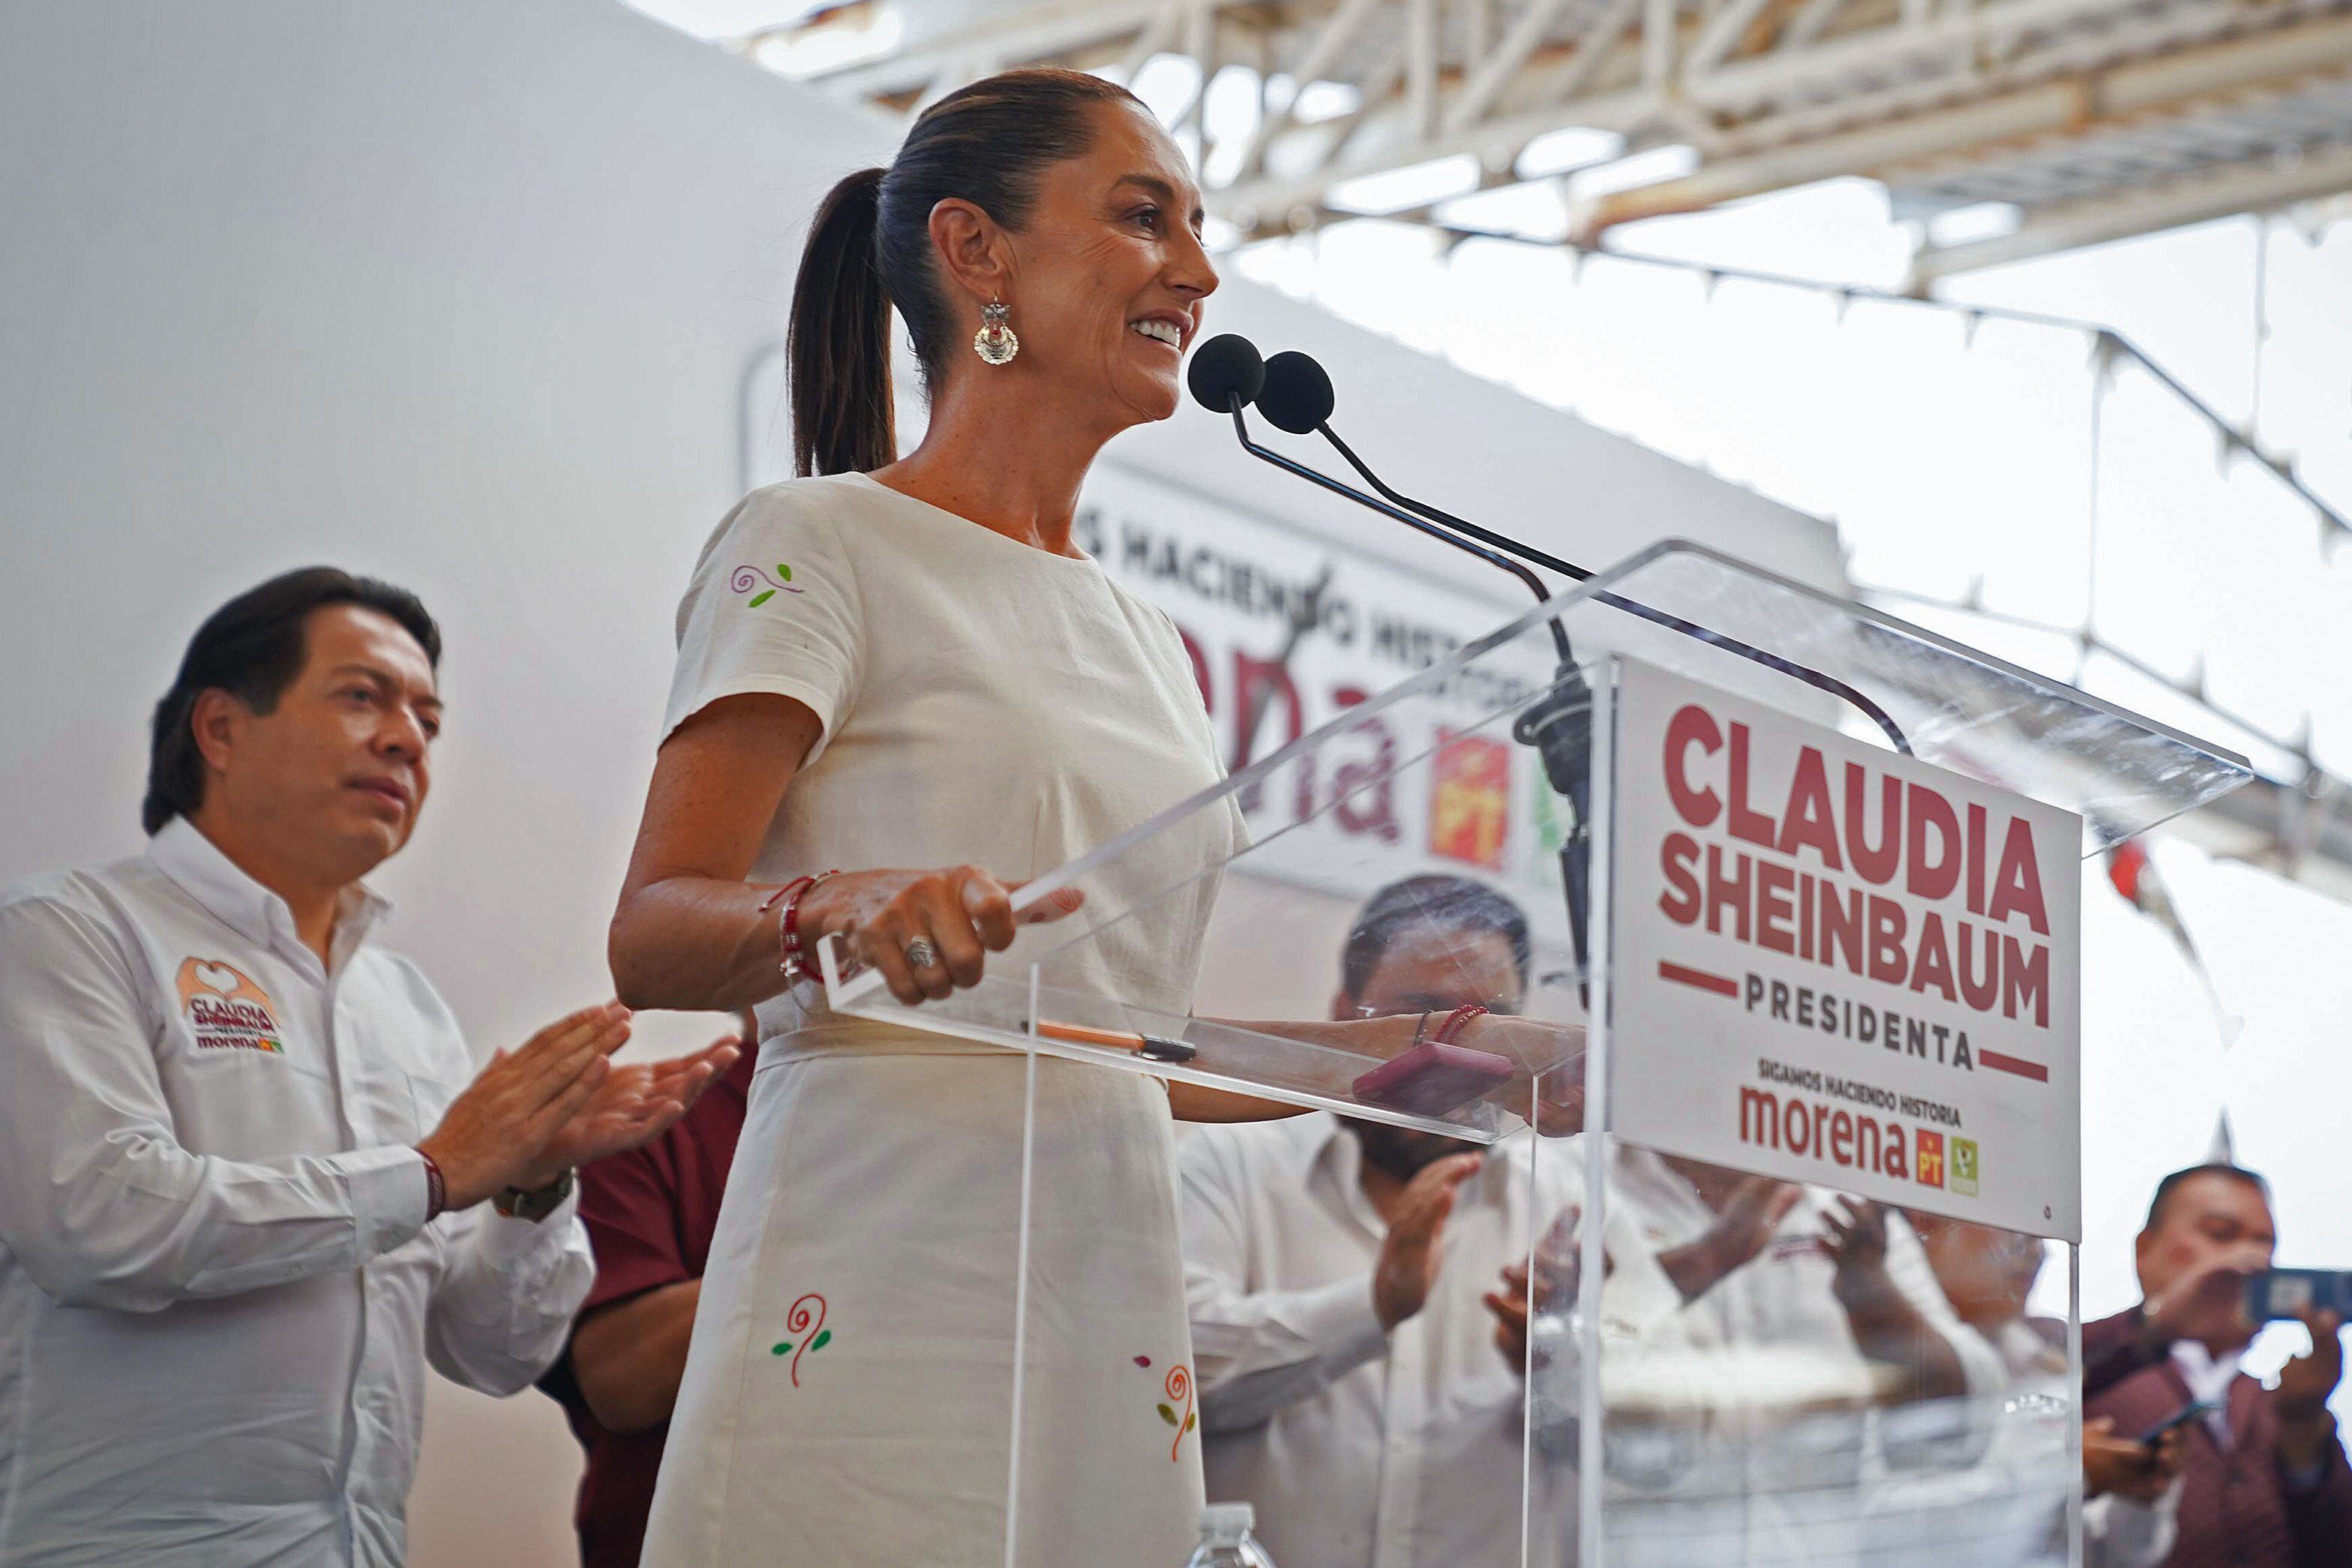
(1186, 333, 1266, 416)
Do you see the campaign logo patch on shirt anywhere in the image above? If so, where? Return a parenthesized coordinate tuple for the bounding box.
(175, 957, 284, 1053)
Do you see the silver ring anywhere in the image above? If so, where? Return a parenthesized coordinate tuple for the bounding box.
(904, 938, 940, 971)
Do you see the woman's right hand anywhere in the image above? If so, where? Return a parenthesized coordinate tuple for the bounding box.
(800, 865, 1082, 1005)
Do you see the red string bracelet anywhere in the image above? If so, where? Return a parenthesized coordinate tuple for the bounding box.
(1430, 1004, 1490, 1046)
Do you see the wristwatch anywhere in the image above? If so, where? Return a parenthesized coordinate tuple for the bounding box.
(493, 1169, 575, 1223)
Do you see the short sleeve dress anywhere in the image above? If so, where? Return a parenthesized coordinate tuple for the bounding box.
(638, 474, 1243, 1567)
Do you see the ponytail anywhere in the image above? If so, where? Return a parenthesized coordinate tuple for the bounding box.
(789, 166, 895, 478)
(786, 72, 1144, 478)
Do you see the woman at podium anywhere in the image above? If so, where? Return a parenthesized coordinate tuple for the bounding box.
(608, 68, 1255, 1567)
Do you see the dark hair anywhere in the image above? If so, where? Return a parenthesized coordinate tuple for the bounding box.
(143, 567, 442, 835)
(788, 67, 1144, 477)
(1340, 875, 1533, 1002)
(2144, 1162, 2271, 1232)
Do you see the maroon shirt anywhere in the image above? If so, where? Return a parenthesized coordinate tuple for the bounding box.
(2083, 1307, 2352, 1568)
(538, 1048, 755, 1568)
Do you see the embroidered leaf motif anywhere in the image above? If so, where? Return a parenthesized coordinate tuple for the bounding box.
(1157, 1403, 1178, 1426)
(811, 1329, 831, 1351)
(777, 563, 794, 581)
(748, 589, 776, 608)
(772, 1341, 792, 1355)
(1184, 1412, 1196, 1435)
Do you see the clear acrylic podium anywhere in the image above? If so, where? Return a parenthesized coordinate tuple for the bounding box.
(818, 539, 2250, 1567)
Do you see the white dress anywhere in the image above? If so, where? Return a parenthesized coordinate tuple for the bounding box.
(640, 475, 1243, 1567)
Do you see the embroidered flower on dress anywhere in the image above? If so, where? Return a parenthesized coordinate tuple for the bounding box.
(770, 1293, 830, 1387)
(1150, 1362, 1195, 1460)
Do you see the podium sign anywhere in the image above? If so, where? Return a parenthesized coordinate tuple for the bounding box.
(1604, 657, 2083, 1240)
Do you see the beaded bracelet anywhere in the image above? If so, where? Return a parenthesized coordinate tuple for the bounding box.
(1429, 1003, 1490, 1046)
(759, 870, 843, 982)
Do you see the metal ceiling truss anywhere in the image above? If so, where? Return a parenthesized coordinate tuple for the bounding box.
(754, 0, 2352, 285)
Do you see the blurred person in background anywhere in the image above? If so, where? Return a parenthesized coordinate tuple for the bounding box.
(1492, 1159, 2005, 1566)
(538, 1009, 758, 1568)
(1180, 876, 1644, 1568)
(1872, 1210, 2184, 1567)
(2082, 1163, 2352, 1567)
(0, 568, 735, 1567)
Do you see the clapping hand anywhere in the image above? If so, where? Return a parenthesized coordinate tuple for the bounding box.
(1486, 1205, 1607, 1372)
(1373, 1153, 1485, 1329)
(1821, 1197, 1896, 1310)
(512, 1028, 742, 1192)
(420, 1003, 741, 1212)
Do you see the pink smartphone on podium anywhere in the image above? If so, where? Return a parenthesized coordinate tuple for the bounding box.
(1352, 1040, 1514, 1117)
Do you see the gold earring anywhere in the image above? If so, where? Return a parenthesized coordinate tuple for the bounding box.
(974, 299, 1018, 365)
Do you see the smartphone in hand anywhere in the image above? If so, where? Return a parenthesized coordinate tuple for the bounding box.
(2245, 1268, 2352, 1323)
(1352, 1040, 1514, 1117)
(2134, 1399, 2217, 1446)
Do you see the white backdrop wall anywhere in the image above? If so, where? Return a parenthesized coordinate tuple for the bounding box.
(0, 3, 1840, 1564)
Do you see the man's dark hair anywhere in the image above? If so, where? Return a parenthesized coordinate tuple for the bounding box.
(2144, 1162, 2271, 1232)
(1340, 874, 1532, 1002)
(143, 567, 441, 835)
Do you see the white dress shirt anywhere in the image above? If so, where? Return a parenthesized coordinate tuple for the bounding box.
(1180, 1113, 1678, 1568)
(0, 818, 593, 1567)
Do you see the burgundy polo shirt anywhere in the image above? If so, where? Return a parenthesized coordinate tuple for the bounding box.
(2082, 1306, 2352, 1568)
(538, 1048, 755, 1568)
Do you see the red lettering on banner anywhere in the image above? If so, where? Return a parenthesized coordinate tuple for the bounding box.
(1905, 784, 1962, 901)
(1867, 896, 1907, 985)
(2002, 934, 2049, 1027)
(1726, 724, 1778, 847)
(1778, 748, 1843, 870)
(1958, 922, 2000, 1011)
(1736, 1086, 1917, 1180)
(1756, 862, 1797, 955)
(1910, 912, 1958, 1003)
(1965, 802, 1989, 916)
(1845, 765, 1902, 885)
(1660, 833, 1702, 925)
(1989, 817, 2051, 937)
(1664, 705, 1723, 828)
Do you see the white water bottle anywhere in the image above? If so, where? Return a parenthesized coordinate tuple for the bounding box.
(1184, 1502, 1277, 1567)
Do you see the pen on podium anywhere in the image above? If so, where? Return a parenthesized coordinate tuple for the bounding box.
(1026, 1018, 1198, 1063)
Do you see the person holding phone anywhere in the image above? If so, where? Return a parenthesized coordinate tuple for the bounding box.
(2082, 1162, 2352, 1567)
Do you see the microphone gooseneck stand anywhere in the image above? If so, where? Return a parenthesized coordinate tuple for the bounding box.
(1189, 334, 1916, 1007)
(1253, 349, 1914, 759)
